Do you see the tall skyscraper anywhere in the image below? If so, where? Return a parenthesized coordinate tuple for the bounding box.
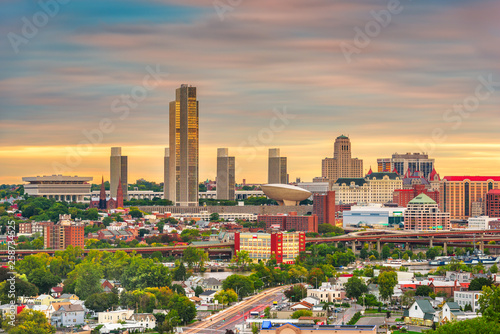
(377, 152, 435, 178)
(322, 135, 363, 182)
(168, 84, 199, 206)
(163, 148, 169, 202)
(216, 148, 235, 200)
(110, 147, 128, 200)
(268, 148, 287, 184)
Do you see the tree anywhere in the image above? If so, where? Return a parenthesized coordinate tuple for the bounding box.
(426, 247, 440, 260)
(357, 294, 381, 308)
(291, 310, 313, 319)
(0, 279, 39, 304)
(284, 284, 307, 302)
(85, 292, 119, 312)
(182, 247, 206, 270)
(427, 317, 498, 334)
(415, 285, 433, 297)
(360, 248, 368, 259)
(307, 268, 325, 288)
(157, 221, 165, 233)
(378, 271, 397, 302)
(490, 264, 498, 274)
(209, 213, 220, 221)
(345, 276, 368, 300)
(222, 275, 254, 298)
(194, 286, 204, 297)
(264, 306, 271, 318)
(2, 309, 55, 334)
(74, 263, 103, 300)
(401, 290, 416, 308)
(28, 268, 61, 294)
(318, 224, 335, 234)
(478, 285, 500, 323)
(129, 209, 143, 218)
(102, 216, 113, 226)
(288, 265, 308, 283)
(173, 262, 187, 281)
(469, 277, 494, 291)
(214, 289, 238, 305)
(381, 245, 391, 260)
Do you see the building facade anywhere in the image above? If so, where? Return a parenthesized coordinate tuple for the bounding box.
(454, 291, 482, 312)
(313, 191, 336, 225)
(234, 232, 305, 264)
(440, 176, 500, 220)
(393, 184, 439, 207)
(486, 189, 500, 218)
(43, 215, 84, 249)
(268, 148, 287, 184)
(366, 172, 403, 204)
(258, 212, 318, 233)
(322, 135, 363, 182)
(168, 84, 199, 206)
(216, 148, 235, 200)
(110, 147, 128, 200)
(404, 194, 450, 230)
(378, 152, 434, 179)
(22, 175, 92, 202)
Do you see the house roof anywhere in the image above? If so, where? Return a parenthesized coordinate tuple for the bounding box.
(415, 300, 436, 315)
(130, 313, 156, 321)
(335, 178, 367, 187)
(367, 172, 400, 180)
(409, 193, 436, 205)
(51, 287, 63, 293)
(445, 302, 460, 310)
(199, 290, 217, 296)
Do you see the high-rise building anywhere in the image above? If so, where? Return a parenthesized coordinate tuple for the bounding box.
(378, 153, 434, 179)
(268, 148, 287, 184)
(486, 189, 500, 218)
(168, 84, 199, 206)
(393, 184, 439, 207)
(110, 147, 128, 200)
(216, 148, 235, 200)
(313, 191, 336, 225)
(163, 148, 169, 201)
(43, 214, 84, 249)
(440, 176, 500, 220)
(322, 135, 363, 182)
(404, 194, 450, 231)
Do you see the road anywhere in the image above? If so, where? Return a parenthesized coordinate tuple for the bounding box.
(331, 302, 363, 325)
(184, 286, 287, 334)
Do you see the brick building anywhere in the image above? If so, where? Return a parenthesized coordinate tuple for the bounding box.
(258, 212, 318, 233)
(234, 232, 305, 264)
(313, 191, 336, 225)
(43, 215, 84, 250)
(393, 184, 439, 207)
(486, 189, 500, 218)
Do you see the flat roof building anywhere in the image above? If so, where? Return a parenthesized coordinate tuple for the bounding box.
(217, 148, 235, 200)
(22, 175, 92, 203)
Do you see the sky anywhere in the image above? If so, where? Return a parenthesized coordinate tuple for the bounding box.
(1, 0, 500, 185)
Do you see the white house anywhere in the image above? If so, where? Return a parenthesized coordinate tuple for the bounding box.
(199, 290, 217, 303)
(50, 304, 85, 327)
(403, 300, 436, 327)
(129, 313, 156, 330)
(454, 291, 482, 312)
(437, 302, 478, 324)
(97, 309, 134, 324)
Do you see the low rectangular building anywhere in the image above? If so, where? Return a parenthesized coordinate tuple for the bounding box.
(260, 323, 376, 334)
(258, 213, 318, 233)
(454, 291, 482, 312)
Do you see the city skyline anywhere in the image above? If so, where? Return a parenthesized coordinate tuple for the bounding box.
(1, 0, 500, 184)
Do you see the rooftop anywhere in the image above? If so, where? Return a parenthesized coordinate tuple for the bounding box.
(409, 193, 437, 205)
(443, 176, 500, 182)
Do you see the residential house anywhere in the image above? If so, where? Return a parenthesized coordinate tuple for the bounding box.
(204, 278, 222, 291)
(437, 302, 478, 324)
(301, 296, 321, 306)
(403, 300, 436, 327)
(97, 309, 134, 324)
(429, 281, 463, 298)
(446, 271, 472, 283)
(199, 290, 217, 304)
(50, 286, 63, 298)
(129, 313, 156, 330)
(50, 304, 85, 327)
(190, 296, 203, 305)
(454, 291, 482, 312)
(58, 294, 80, 301)
(290, 301, 313, 311)
(34, 294, 57, 306)
(307, 287, 345, 303)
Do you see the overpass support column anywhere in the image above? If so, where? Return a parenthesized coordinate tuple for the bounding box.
(480, 235, 485, 253)
(334, 242, 339, 248)
(351, 240, 357, 254)
(377, 240, 381, 254)
(443, 242, 447, 256)
(430, 237, 434, 248)
(367, 242, 372, 251)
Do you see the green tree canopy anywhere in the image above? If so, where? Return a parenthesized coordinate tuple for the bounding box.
(345, 276, 368, 300)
